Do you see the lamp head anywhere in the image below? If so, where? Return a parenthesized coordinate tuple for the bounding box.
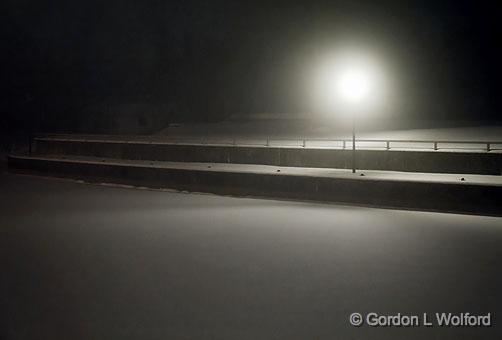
(336, 68, 370, 103)
(311, 49, 387, 115)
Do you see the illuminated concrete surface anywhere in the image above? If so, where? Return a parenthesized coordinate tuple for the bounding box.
(1, 173, 502, 339)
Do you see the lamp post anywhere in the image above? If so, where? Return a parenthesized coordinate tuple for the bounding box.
(314, 52, 381, 173)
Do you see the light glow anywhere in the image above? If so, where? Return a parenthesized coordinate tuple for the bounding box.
(310, 48, 388, 117)
(337, 68, 370, 103)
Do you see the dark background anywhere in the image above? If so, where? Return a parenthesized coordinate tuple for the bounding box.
(2, 0, 501, 136)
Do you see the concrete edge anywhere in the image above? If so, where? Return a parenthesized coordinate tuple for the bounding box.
(8, 155, 502, 217)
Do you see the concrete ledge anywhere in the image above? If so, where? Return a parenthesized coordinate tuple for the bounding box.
(8, 155, 502, 216)
(34, 138, 502, 175)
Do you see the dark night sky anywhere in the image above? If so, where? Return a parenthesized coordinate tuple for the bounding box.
(2, 0, 502, 133)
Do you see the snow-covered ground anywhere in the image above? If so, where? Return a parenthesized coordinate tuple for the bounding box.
(159, 120, 502, 142)
(2, 174, 502, 339)
(362, 126, 502, 141)
(157, 121, 502, 151)
(24, 120, 501, 153)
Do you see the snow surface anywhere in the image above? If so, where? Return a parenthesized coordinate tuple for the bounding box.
(40, 124, 502, 152)
(2, 173, 502, 339)
(159, 121, 502, 141)
(155, 122, 502, 151)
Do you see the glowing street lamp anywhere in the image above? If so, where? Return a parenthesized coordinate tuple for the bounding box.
(312, 49, 384, 173)
(336, 67, 372, 173)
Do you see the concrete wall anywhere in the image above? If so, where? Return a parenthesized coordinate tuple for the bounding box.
(35, 139, 502, 175)
(8, 155, 502, 216)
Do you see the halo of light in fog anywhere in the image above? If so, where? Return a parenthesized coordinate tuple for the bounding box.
(309, 47, 390, 119)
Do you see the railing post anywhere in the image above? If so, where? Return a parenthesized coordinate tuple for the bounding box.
(487, 143, 491, 152)
(386, 141, 390, 150)
(342, 140, 346, 149)
(266, 137, 269, 147)
(302, 139, 306, 148)
(434, 142, 438, 151)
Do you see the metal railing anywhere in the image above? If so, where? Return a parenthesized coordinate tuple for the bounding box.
(167, 137, 501, 152)
(34, 134, 502, 152)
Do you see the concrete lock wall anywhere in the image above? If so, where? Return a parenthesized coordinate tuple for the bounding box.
(8, 155, 502, 216)
(35, 138, 502, 175)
